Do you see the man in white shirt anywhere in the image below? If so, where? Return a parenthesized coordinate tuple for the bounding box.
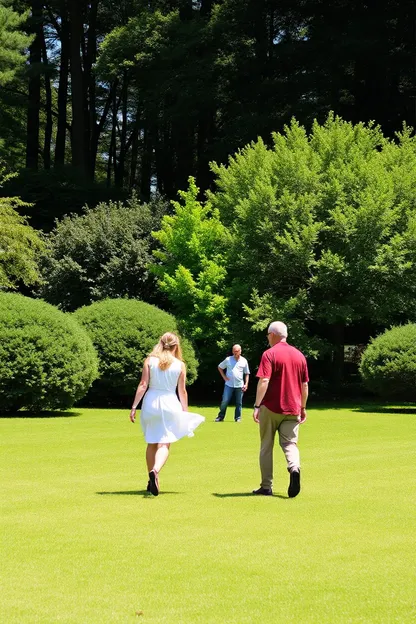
(216, 344, 250, 422)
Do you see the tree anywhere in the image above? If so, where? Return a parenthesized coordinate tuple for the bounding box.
(0, 1, 32, 85)
(0, 165, 44, 290)
(38, 194, 168, 310)
(360, 324, 416, 401)
(208, 115, 416, 383)
(152, 177, 230, 367)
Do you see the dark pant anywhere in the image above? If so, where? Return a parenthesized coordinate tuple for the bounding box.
(218, 385, 243, 421)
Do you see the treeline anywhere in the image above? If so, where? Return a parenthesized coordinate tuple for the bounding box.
(3, 115, 416, 394)
(1, 1, 416, 228)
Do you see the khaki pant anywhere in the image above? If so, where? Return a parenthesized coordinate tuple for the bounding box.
(259, 405, 300, 489)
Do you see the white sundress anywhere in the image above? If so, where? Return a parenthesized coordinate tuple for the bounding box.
(140, 356, 205, 443)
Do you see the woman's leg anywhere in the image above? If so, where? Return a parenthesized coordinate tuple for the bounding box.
(146, 443, 157, 472)
(153, 443, 171, 473)
(148, 443, 171, 496)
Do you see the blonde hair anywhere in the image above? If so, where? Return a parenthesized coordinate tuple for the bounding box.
(150, 332, 183, 370)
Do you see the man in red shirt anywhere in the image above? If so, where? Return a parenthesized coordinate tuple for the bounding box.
(252, 321, 309, 497)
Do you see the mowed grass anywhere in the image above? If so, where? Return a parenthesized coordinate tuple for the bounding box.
(1, 404, 416, 624)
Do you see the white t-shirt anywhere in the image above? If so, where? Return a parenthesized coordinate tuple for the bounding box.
(218, 355, 250, 388)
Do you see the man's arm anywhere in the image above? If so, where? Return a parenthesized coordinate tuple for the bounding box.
(242, 373, 249, 392)
(299, 382, 308, 423)
(252, 377, 269, 423)
(218, 365, 230, 382)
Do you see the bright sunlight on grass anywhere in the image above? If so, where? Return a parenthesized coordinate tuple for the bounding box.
(1, 405, 415, 623)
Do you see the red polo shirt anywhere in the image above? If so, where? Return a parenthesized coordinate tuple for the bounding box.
(257, 342, 309, 415)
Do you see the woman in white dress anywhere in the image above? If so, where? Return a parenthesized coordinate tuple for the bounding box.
(129, 332, 204, 496)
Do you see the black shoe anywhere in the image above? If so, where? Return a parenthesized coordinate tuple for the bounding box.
(146, 480, 150, 492)
(148, 470, 159, 496)
(215, 416, 224, 422)
(252, 487, 273, 496)
(288, 469, 301, 498)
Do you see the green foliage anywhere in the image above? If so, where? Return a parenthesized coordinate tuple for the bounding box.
(359, 324, 416, 400)
(39, 194, 168, 311)
(0, 293, 98, 412)
(74, 298, 198, 405)
(152, 177, 230, 355)
(0, 165, 45, 290)
(0, 1, 32, 85)
(209, 115, 416, 359)
(1, 167, 129, 231)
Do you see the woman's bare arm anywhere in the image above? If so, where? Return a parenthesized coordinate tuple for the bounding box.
(177, 363, 188, 412)
(129, 358, 150, 422)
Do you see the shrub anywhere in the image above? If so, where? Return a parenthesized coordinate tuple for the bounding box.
(38, 194, 169, 311)
(359, 324, 416, 401)
(74, 299, 198, 405)
(0, 163, 44, 290)
(0, 293, 98, 412)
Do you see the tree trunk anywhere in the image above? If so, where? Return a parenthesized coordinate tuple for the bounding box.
(140, 119, 152, 201)
(179, 0, 193, 21)
(85, 0, 98, 178)
(54, 0, 69, 167)
(91, 80, 116, 177)
(107, 86, 118, 187)
(115, 73, 129, 188)
(200, 0, 213, 17)
(26, 0, 43, 170)
(40, 28, 52, 169)
(68, 0, 87, 175)
(129, 104, 141, 189)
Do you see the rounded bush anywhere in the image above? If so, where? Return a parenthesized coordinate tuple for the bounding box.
(0, 293, 98, 412)
(74, 299, 198, 405)
(359, 324, 416, 400)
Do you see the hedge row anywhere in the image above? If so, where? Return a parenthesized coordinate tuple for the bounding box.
(0, 294, 198, 412)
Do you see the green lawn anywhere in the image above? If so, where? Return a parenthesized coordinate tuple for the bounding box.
(1, 404, 415, 623)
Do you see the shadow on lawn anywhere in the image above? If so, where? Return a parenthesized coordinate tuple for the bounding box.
(97, 490, 180, 496)
(301, 401, 416, 414)
(352, 406, 416, 415)
(0, 410, 82, 419)
(212, 492, 288, 500)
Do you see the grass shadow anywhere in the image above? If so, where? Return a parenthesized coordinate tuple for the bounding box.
(213, 492, 255, 498)
(0, 410, 82, 419)
(352, 406, 416, 415)
(213, 492, 289, 499)
(97, 490, 180, 496)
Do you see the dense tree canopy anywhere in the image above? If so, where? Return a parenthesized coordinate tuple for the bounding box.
(154, 116, 416, 383)
(1, 0, 416, 227)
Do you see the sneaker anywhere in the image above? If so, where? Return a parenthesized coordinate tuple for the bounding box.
(215, 416, 224, 422)
(148, 470, 159, 496)
(252, 487, 273, 496)
(235, 418, 241, 422)
(288, 469, 301, 498)
(146, 480, 150, 492)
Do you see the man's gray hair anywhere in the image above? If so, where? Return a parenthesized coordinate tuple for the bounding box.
(268, 321, 288, 338)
